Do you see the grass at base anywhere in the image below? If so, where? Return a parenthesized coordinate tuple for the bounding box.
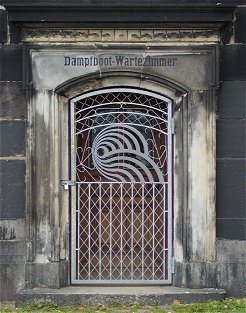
(0, 297, 245, 313)
(171, 297, 246, 312)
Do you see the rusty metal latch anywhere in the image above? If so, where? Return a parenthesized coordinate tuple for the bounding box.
(61, 180, 75, 190)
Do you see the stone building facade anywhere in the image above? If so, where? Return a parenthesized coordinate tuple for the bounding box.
(0, 0, 245, 302)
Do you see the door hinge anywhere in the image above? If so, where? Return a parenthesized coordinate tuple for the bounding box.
(60, 180, 75, 190)
(171, 257, 176, 274)
(170, 118, 175, 134)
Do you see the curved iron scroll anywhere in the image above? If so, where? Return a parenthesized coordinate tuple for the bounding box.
(73, 88, 171, 183)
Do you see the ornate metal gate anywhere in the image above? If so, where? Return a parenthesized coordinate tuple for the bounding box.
(70, 87, 173, 284)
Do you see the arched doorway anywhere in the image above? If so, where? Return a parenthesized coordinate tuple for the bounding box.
(69, 87, 173, 284)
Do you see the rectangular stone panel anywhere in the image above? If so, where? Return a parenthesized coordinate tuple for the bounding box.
(0, 240, 26, 257)
(218, 81, 246, 119)
(9, 22, 22, 44)
(31, 47, 217, 90)
(216, 120, 245, 158)
(0, 160, 26, 219)
(216, 262, 246, 297)
(0, 121, 26, 157)
(235, 7, 246, 43)
(0, 241, 26, 300)
(0, 9, 7, 44)
(25, 261, 67, 289)
(0, 262, 26, 300)
(0, 82, 26, 119)
(216, 239, 246, 263)
(216, 159, 246, 219)
(216, 218, 246, 240)
(0, 219, 26, 240)
(220, 44, 246, 81)
(0, 44, 22, 81)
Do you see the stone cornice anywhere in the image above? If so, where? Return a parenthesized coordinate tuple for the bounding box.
(3, 4, 236, 23)
(1, 0, 242, 7)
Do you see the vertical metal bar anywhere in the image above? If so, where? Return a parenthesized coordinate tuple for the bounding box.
(167, 100, 173, 282)
(99, 182, 102, 280)
(109, 183, 112, 280)
(131, 183, 134, 280)
(120, 183, 123, 280)
(76, 183, 80, 280)
(70, 100, 76, 283)
(152, 183, 155, 280)
(88, 183, 91, 280)
(141, 183, 144, 280)
(163, 183, 166, 280)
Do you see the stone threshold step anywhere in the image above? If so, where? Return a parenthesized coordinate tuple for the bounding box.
(17, 286, 226, 307)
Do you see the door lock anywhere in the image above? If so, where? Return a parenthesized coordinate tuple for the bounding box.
(61, 180, 75, 190)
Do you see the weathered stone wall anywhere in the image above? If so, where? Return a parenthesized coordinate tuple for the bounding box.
(0, 8, 26, 300)
(173, 7, 246, 297)
(0, 1, 245, 301)
(215, 5, 246, 296)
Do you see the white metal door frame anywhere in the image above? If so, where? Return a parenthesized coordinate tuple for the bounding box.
(69, 87, 173, 284)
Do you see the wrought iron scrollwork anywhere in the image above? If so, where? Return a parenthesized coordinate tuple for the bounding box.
(74, 89, 169, 183)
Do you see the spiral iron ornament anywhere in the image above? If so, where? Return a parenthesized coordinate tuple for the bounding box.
(92, 124, 164, 183)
